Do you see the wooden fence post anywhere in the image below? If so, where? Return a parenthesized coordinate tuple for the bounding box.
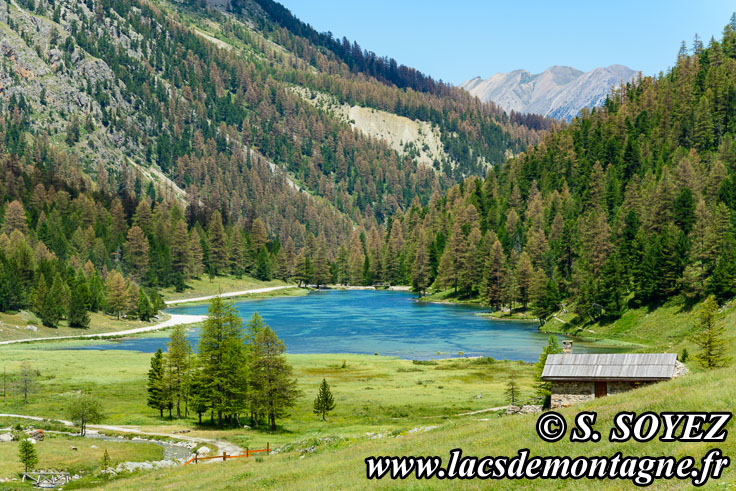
(195, 455, 198, 464)
(267, 442, 270, 454)
(246, 447, 249, 457)
(223, 452, 227, 462)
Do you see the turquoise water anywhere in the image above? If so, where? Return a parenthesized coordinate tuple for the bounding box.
(76, 290, 614, 362)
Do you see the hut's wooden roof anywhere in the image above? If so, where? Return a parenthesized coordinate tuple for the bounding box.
(541, 353, 677, 381)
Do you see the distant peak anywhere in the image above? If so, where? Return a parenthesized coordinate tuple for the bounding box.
(460, 64, 639, 121)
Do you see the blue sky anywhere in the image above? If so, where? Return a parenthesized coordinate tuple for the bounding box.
(279, 0, 734, 84)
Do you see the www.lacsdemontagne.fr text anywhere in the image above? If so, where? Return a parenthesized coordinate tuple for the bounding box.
(365, 448, 729, 486)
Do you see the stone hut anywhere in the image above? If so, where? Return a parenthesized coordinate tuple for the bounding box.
(542, 349, 683, 408)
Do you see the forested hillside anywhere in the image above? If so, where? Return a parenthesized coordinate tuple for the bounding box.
(347, 19, 736, 323)
(0, 0, 553, 325)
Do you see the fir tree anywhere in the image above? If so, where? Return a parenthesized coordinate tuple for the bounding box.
(312, 378, 336, 421)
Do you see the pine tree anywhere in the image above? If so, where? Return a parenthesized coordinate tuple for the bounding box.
(147, 349, 167, 418)
(692, 296, 730, 369)
(312, 378, 336, 421)
(18, 438, 38, 472)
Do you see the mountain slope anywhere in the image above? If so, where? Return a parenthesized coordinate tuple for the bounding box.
(1, 0, 553, 247)
(461, 64, 639, 120)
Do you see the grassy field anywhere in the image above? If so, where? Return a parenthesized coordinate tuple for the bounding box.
(0, 343, 535, 447)
(0, 432, 162, 479)
(161, 276, 293, 302)
(541, 296, 736, 360)
(105, 364, 736, 489)
(0, 311, 171, 343)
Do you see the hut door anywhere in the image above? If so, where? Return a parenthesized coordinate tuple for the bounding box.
(594, 382, 607, 398)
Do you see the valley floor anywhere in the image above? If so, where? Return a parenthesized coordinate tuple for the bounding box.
(0, 285, 733, 488)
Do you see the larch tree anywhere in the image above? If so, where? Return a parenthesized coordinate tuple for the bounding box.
(2, 200, 28, 235)
(534, 336, 562, 400)
(171, 220, 192, 279)
(66, 393, 104, 436)
(249, 325, 301, 430)
(207, 211, 228, 276)
(483, 240, 506, 308)
(411, 227, 430, 295)
(311, 245, 331, 288)
(124, 226, 150, 282)
(198, 296, 247, 426)
(436, 222, 466, 294)
(692, 296, 730, 369)
(17, 361, 38, 404)
(505, 373, 520, 406)
(147, 349, 168, 418)
(166, 325, 192, 419)
(517, 252, 534, 311)
(105, 271, 130, 320)
(189, 230, 205, 278)
(347, 233, 365, 286)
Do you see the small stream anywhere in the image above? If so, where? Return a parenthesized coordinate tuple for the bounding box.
(83, 431, 193, 460)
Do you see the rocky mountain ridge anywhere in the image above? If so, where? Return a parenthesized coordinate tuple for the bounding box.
(461, 64, 639, 120)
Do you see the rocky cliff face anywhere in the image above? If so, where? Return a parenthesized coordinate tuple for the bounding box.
(461, 65, 639, 120)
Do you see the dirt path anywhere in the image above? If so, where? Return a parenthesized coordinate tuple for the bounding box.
(164, 285, 295, 305)
(0, 413, 242, 456)
(456, 406, 507, 416)
(0, 314, 206, 346)
(0, 285, 298, 347)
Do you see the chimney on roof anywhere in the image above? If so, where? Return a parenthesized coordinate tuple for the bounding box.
(562, 341, 573, 354)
